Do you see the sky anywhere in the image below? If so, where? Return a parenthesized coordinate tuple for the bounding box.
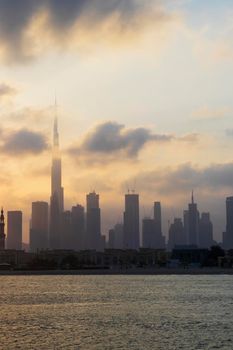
(1, 0, 233, 243)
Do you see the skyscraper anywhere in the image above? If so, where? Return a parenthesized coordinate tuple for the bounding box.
(7, 211, 22, 250)
(183, 210, 189, 245)
(60, 210, 72, 249)
(108, 223, 124, 249)
(225, 196, 233, 249)
(142, 217, 155, 249)
(49, 106, 64, 249)
(86, 192, 101, 250)
(198, 212, 213, 248)
(154, 202, 162, 233)
(0, 209, 5, 250)
(123, 193, 140, 250)
(187, 191, 199, 246)
(153, 202, 166, 248)
(142, 202, 165, 249)
(30, 202, 49, 252)
(168, 218, 186, 250)
(71, 205, 85, 250)
(114, 223, 124, 249)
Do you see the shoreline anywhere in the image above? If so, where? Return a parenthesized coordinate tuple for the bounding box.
(0, 267, 233, 276)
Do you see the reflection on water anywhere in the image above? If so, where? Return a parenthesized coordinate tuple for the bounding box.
(0, 275, 232, 349)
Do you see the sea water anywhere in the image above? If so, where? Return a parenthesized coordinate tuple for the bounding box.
(0, 275, 232, 349)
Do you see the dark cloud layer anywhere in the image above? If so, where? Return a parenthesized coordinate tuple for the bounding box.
(69, 121, 172, 159)
(130, 163, 233, 195)
(0, 0, 166, 62)
(0, 83, 17, 99)
(1, 129, 48, 155)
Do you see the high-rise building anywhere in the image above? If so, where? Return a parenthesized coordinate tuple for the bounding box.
(86, 192, 101, 250)
(71, 205, 85, 250)
(7, 211, 22, 250)
(142, 217, 155, 249)
(49, 106, 64, 249)
(224, 196, 233, 249)
(0, 209, 5, 250)
(114, 223, 124, 249)
(154, 202, 162, 233)
(183, 210, 189, 245)
(153, 202, 166, 248)
(108, 223, 124, 249)
(187, 192, 199, 246)
(142, 203, 166, 249)
(60, 205, 85, 251)
(30, 202, 49, 252)
(60, 210, 72, 249)
(198, 212, 213, 248)
(168, 218, 186, 250)
(123, 193, 140, 250)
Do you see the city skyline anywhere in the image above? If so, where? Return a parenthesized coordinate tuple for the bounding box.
(0, 1, 233, 242)
(4, 110, 233, 251)
(2, 104, 233, 245)
(1, 3, 233, 350)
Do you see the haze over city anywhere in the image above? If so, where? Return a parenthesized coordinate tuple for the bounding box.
(1, 2, 233, 350)
(0, 0, 233, 243)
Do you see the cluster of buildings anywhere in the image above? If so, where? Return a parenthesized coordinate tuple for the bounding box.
(1, 113, 233, 258)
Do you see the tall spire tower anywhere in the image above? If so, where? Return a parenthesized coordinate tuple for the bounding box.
(49, 100, 64, 249)
(187, 191, 199, 246)
(51, 100, 64, 210)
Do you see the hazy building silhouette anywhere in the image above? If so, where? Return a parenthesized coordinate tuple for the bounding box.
(108, 229, 115, 249)
(154, 202, 161, 232)
(49, 107, 64, 249)
(60, 210, 72, 249)
(108, 223, 124, 249)
(168, 218, 186, 250)
(198, 212, 213, 248)
(114, 223, 124, 249)
(71, 205, 85, 250)
(224, 196, 233, 249)
(30, 202, 48, 252)
(100, 235, 106, 252)
(0, 209, 5, 250)
(183, 210, 189, 245)
(222, 231, 227, 249)
(153, 202, 166, 248)
(142, 217, 156, 248)
(86, 192, 101, 250)
(7, 211, 22, 250)
(123, 193, 140, 250)
(187, 192, 199, 246)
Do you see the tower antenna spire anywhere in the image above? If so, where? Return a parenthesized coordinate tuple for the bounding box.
(191, 190, 194, 204)
(53, 94, 59, 148)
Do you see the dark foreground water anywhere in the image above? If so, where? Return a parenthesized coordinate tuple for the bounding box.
(0, 275, 232, 350)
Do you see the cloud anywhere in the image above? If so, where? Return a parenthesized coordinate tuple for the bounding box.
(1, 129, 48, 155)
(0, 0, 172, 63)
(178, 133, 199, 143)
(5, 106, 53, 123)
(191, 106, 231, 121)
(0, 83, 17, 100)
(127, 162, 233, 195)
(68, 121, 172, 160)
